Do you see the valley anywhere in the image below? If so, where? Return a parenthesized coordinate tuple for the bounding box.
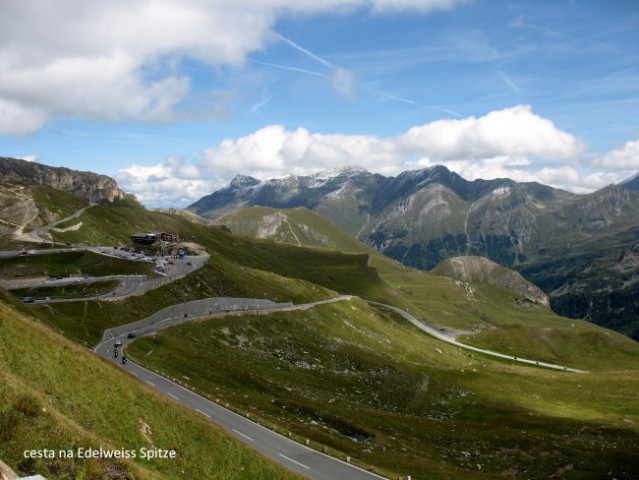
(1, 158, 638, 480)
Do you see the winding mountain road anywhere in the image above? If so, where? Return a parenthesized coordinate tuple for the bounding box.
(91, 289, 586, 479)
(94, 295, 386, 480)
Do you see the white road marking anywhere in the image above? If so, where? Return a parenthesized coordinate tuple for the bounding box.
(279, 453, 310, 469)
(168, 392, 179, 400)
(195, 408, 210, 418)
(147, 380, 155, 387)
(232, 429, 255, 442)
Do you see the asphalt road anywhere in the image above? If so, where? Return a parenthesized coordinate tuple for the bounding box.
(28, 204, 95, 243)
(367, 301, 588, 374)
(3, 246, 210, 303)
(94, 296, 387, 480)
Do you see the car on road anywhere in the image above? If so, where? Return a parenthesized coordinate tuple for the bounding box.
(127, 333, 136, 339)
(22, 297, 35, 303)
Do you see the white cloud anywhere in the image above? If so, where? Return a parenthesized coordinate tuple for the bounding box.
(0, 0, 467, 136)
(202, 125, 398, 179)
(118, 105, 604, 206)
(597, 139, 639, 170)
(398, 105, 585, 161)
(17, 154, 41, 163)
(0, 99, 46, 136)
(369, 0, 468, 13)
(200, 105, 583, 180)
(114, 158, 223, 208)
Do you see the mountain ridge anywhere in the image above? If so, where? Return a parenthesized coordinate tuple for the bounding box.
(190, 165, 639, 339)
(0, 156, 126, 204)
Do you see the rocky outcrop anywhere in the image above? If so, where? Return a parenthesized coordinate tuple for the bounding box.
(432, 256, 550, 306)
(0, 157, 126, 204)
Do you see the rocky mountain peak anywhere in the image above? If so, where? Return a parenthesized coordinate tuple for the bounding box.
(229, 174, 261, 190)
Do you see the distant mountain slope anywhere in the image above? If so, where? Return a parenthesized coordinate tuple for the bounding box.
(190, 166, 639, 339)
(215, 206, 371, 252)
(432, 256, 549, 306)
(190, 167, 384, 236)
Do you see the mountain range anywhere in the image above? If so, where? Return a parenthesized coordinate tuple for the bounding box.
(189, 165, 639, 339)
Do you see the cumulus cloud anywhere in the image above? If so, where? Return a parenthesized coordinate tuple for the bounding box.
(398, 105, 585, 160)
(117, 105, 608, 206)
(201, 125, 398, 179)
(0, 0, 467, 136)
(115, 157, 222, 208)
(596, 139, 639, 170)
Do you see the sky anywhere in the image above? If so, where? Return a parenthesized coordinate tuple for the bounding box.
(0, 0, 638, 207)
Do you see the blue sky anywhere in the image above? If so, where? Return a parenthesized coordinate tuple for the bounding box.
(0, 0, 637, 207)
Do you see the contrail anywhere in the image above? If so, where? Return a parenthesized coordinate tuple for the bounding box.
(251, 59, 325, 77)
(273, 32, 336, 70)
(376, 91, 421, 107)
(249, 96, 271, 113)
(498, 71, 521, 94)
(373, 91, 462, 117)
(267, 33, 462, 117)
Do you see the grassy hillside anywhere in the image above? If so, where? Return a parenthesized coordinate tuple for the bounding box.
(6, 196, 639, 479)
(127, 299, 639, 480)
(191, 205, 639, 370)
(0, 182, 87, 250)
(216, 206, 372, 252)
(24, 252, 334, 347)
(29, 184, 88, 227)
(12, 279, 120, 299)
(34, 202, 639, 370)
(0, 250, 158, 280)
(0, 291, 301, 480)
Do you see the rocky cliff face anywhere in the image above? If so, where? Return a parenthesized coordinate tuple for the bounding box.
(0, 157, 126, 204)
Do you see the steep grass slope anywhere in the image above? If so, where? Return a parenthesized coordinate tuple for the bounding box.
(0, 291, 301, 480)
(0, 182, 87, 249)
(216, 206, 371, 251)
